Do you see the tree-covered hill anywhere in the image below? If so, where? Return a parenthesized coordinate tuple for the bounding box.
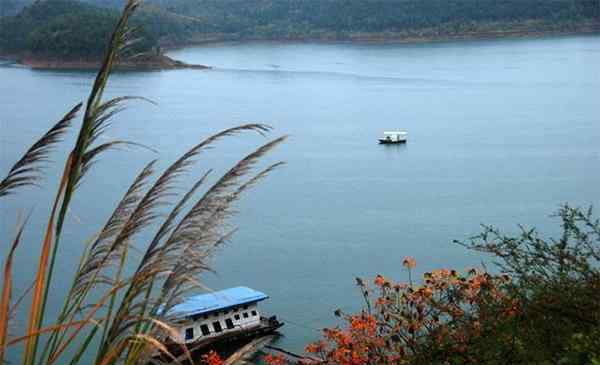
(93, 0, 600, 43)
(141, 0, 600, 37)
(0, 0, 160, 59)
(2, 0, 599, 60)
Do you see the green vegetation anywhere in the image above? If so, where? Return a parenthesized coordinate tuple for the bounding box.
(289, 205, 600, 365)
(0, 0, 158, 59)
(2, 0, 599, 60)
(143, 0, 600, 41)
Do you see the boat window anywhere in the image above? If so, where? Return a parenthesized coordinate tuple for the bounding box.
(185, 327, 194, 341)
(225, 318, 235, 330)
(251, 310, 257, 316)
(243, 312, 249, 318)
(234, 314, 240, 320)
(212, 321, 223, 333)
(214, 312, 219, 318)
(200, 324, 210, 336)
(203, 315, 209, 320)
(243, 305, 248, 310)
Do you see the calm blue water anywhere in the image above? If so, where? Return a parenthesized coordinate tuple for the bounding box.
(1, 35, 600, 356)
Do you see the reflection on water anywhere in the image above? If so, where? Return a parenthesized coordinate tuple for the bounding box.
(379, 142, 408, 156)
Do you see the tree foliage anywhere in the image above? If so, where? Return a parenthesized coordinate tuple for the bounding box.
(2, 0, 599, 59)
(0, 0, 157, 59)
(294, 206, 600, 365)
(148, 0, 599, 38)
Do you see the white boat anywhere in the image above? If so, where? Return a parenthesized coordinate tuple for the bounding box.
(379, 131, 407, 144)
(161, 287, 283, 354)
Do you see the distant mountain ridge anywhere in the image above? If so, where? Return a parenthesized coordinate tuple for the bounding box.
(5, 1, 600, 26)
(156, 0, 600, 40)
(2, 0, 599, 63)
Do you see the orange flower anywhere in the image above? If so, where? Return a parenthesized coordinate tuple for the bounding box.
(376, 297, 387, 306)
(305, 340, 327, 354)
(264, 353, 286, 365)
(202, 351, 223, 365)
(402, 256, 416, 269)
(309, 271, 518, 365)
(420, 287, 433, 298)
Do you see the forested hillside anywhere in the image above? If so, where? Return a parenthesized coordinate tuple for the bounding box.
(143, 0, 600, 36)
(2, 0, 599, 60)
(88, 0, 600, 43)
(0, 0, 158, 58)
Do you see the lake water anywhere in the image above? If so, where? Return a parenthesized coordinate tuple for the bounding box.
(1, 35, 600, 356)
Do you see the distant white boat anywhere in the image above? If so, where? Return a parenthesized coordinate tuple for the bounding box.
(379, 131, 407, 144)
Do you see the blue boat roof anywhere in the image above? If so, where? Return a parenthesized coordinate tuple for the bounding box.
(167, 287, 268, 318)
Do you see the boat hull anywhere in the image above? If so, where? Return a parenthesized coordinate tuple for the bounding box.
(156, 317, 284, 363)
(378, 139, 406, 144)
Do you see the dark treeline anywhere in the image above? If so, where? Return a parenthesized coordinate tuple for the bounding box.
(152, 0, 600, 36)
(0, 0, 158, 58)
(2, 0, 599, 59)
(86, 0, 600, 42)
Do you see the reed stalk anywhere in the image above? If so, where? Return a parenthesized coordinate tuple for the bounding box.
(1, 1, 285, 364)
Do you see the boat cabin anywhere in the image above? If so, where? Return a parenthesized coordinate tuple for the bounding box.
(379, 131, 407, 144)
(166, 287, 274, 345)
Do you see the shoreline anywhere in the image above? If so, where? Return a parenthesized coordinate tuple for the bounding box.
(2, 26, 599, 70)
(0, 53, 210, 71)
(160, 25, 600, 50)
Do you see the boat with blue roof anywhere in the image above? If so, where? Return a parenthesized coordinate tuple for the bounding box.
(162, 286, 283, 355)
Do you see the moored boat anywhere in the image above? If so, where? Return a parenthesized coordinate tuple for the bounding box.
(159, 287, 283, 358)
(379, 131, 408, 144)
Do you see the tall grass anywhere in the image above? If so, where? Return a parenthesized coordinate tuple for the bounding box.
(0, 1, 285, 364)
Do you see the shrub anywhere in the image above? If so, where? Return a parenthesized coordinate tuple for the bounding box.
(301, 205, 600, 364)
